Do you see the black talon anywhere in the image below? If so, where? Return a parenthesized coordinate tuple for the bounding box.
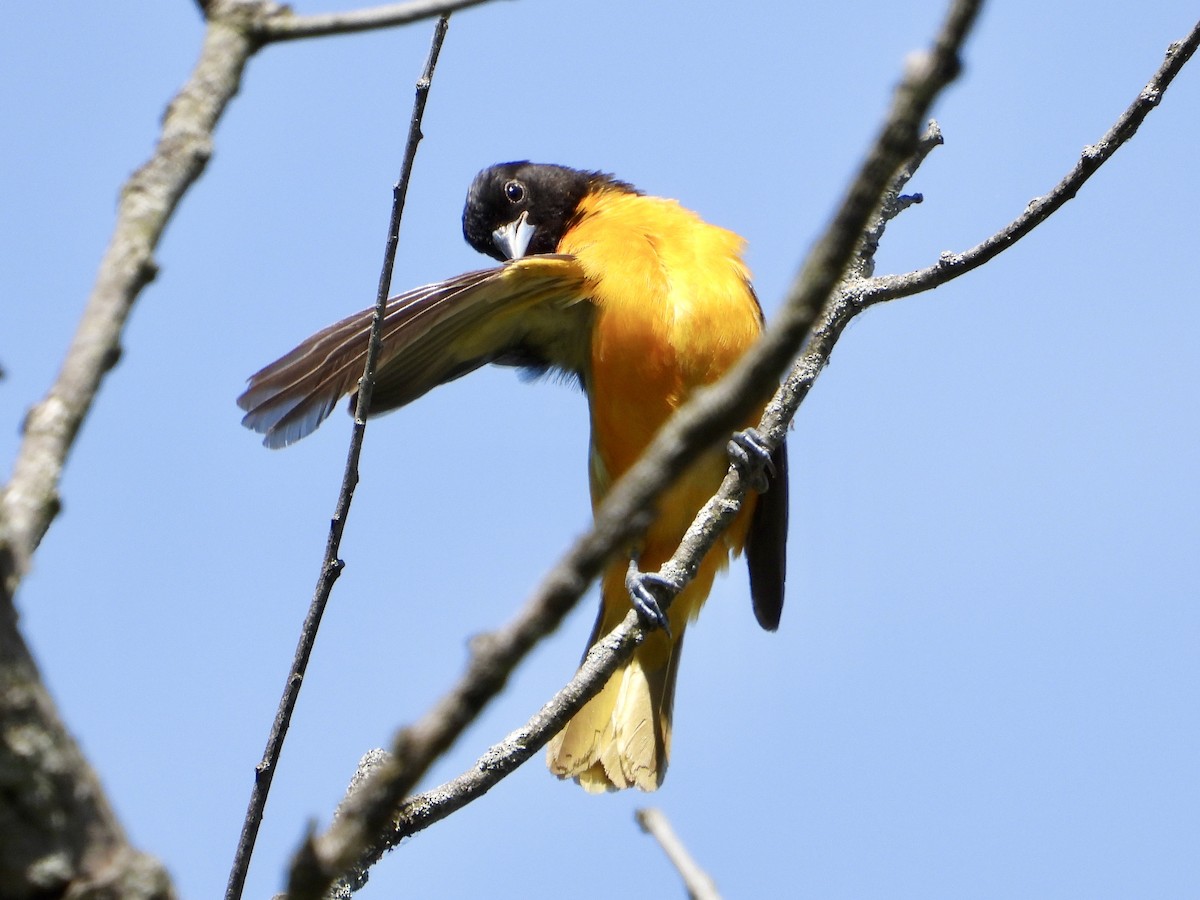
(728, 427, 774, 493)
(625, 559, 677, 635)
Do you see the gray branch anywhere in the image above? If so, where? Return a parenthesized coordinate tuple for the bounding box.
(0, 3, 256, 591)
(858, 24, 1200, 307)
(637, 807, 722, 900)
(251, 0, 498, 42)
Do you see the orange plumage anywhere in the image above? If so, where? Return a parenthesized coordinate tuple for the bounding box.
(545, 185, 770, 791)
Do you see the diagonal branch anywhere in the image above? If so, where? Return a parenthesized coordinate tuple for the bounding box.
(0, 3, 257, 594)
(681, 22, 1200, 595)
(859, 20, 1200, 307)
(283, 1, 984, 895)
(0, 0, 501, 609)
(224, 17, 453, 900)
(636, 807, 722, 900)
(0, 10, 264, 897)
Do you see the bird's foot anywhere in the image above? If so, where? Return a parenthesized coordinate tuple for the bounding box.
(625, 559, 681, 636)
(727, 427, 774, 493)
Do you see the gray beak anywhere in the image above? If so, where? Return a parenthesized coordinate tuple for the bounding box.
(491, 211, 536, 260)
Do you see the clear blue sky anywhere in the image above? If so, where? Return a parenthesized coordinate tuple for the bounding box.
(3, 2, 1198, 897)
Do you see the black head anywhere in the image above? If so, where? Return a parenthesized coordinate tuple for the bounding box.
(462, 162, 632, 262)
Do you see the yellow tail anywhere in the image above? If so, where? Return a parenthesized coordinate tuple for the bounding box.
(546, 621, 683, 792)
(547, 450, 754, 791)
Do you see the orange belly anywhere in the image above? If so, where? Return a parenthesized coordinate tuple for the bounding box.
(546, 185, 768, 791)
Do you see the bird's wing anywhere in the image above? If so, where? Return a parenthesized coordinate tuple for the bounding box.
(238, 254, 589, 448)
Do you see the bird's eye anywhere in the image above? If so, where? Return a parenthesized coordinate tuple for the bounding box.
(503, 180, 525, 203)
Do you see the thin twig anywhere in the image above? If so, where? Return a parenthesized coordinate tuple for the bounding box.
(768, 17, 1200, 459)
(637, 808, 722, 900)
(851, 120, 943, 280)
(283, 3, 983, 894)
(253, 0, 495, 42)
(224, 17, 452, 900)
(859, 21, 1200, 307)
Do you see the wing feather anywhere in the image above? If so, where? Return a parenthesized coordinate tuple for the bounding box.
(238, 255, 589, 448)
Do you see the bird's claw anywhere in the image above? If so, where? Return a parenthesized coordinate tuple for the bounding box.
(728, 427, 774, 493)
(625, 559, 678, 636)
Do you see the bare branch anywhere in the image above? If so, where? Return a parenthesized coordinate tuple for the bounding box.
(225, 17, 452, 900)
(851, 120, 944, 281)
(301, 607, 648, 895)
(0, 8, 257, 594)
(283, 2, 983, 894)
(636, 808, 722, 900)
(706, 25, 1200, 621)
(859, 21, 1200, 307)
(252, 0, 497, 42)
(760, 20, 1200, 473)
(0, 599, 176, 898)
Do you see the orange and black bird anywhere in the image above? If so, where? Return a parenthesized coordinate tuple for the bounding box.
(238, 163, 788, 791)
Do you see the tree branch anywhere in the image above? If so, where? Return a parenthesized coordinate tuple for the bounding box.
(674, 22, 1200, 634)
(282, 1, 983, 894)
(707, 25, 1200, 606)
(0, 2, 257, 595)
(858, 20, 1200, 307)
(636, 807, 722, 900)
(0, 597, 176, 899)
(224, 16, 452, 900)
(251, 0, 497, 42)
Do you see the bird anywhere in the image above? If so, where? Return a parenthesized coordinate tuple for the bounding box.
(238, 162, 788, 791)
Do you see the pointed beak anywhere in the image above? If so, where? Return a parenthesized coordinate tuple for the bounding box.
(491, 211, 536, 260)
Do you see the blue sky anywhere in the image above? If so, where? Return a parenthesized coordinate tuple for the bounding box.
(2, 1, 1198, 897)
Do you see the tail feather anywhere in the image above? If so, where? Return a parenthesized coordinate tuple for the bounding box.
(547, 499, 731, 792)
(547, 629, 684, 792)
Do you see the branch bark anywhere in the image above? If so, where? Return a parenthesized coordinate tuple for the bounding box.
(251, 0, 496, 42)
(0, 601, 176, 899)
(0, 10, 259, 897)
(0, 4, 256, 592)
(636, 808, 722, 900)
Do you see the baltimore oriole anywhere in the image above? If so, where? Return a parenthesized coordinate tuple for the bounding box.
(239, 162, 788, 791)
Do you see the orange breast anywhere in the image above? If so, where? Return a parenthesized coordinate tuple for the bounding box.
(560, 188, 764, 577)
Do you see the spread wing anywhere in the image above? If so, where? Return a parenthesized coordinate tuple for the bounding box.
(238, 254, 590, 448)
(745, 439, 788, 630)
